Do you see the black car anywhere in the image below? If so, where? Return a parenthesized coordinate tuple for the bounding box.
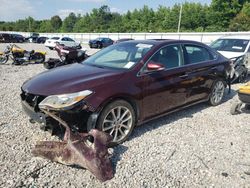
(12, 34, 25, 43)
(25, 33, 39, 43)
(0, 33, 12, 43)
(36, 37, 49, 44)
(89, 37, 113, 48)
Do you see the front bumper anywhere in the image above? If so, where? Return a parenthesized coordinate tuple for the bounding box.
(20, 91, 93, 132)
(22, 100, 48, 124)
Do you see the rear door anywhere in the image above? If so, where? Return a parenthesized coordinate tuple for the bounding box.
(182, 44, 220, 104)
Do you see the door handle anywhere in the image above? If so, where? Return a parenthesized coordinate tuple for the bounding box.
(179, 73, 189, 79)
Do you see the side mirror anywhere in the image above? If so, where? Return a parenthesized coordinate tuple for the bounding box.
(146, 61, 165, 72)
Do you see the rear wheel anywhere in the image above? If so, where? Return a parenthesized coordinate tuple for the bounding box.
(96, 100, 136, 146)
(209, 80, 225, 106)
(0, 55, 8, 64)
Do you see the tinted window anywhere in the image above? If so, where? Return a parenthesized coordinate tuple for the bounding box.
(51, 37, 60, 40)
(184, 45, 212, 64)
(150, 45, 182, 69)
(61, 38, 67, 41)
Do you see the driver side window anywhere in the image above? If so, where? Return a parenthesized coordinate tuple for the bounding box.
(150, 45, 182, 69)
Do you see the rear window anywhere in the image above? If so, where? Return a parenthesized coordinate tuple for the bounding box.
(51, 37, 60, 40)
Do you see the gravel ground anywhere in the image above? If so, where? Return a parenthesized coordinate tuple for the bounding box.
(0, 43, 250, 188)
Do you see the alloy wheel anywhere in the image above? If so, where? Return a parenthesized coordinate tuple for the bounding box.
(102, 106, 133, 143)
(211, 81, 225, 105)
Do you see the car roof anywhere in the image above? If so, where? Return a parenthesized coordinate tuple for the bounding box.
(124, 39, 206, 46)
(219, 35, 250, 40)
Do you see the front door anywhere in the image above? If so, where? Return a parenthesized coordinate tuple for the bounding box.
(141, 44, 190, 120)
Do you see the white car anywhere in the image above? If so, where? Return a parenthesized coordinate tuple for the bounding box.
(210, 36, 250, 71)
(45, 37, 81, 50)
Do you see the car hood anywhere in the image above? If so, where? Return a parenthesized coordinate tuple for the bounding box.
(217, 51, 245, 59)
(22, 63, 125, 96)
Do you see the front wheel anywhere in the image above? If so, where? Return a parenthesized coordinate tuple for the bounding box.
(96, 100, 136, 146)
(209, 80, 225, 106)
(0, 55, 8, 64)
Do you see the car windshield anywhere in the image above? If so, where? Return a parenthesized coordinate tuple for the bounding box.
(210, 39, 249, 52)
(84, 42, 154, 69)
(51, 37, 60, 40)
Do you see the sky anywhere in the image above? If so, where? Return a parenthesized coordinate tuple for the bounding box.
(0, 0, 212, 21)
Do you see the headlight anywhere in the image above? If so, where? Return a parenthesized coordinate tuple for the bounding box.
(39, 90, 93, 110)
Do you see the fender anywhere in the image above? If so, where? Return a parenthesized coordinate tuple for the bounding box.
(35, 51, 46, 55)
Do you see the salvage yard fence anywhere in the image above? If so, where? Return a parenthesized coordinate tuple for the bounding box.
(3, 31, 250, 44)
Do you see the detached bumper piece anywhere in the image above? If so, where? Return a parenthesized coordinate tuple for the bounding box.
(32, 110, 114, 182)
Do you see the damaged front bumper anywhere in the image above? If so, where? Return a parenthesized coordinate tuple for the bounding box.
(21, 91, 114, 181)
(20, 90, 96, 133)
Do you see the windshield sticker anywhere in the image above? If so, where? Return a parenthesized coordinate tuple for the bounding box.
(232, 46, 243, 50)
(136, 44, 153, 48)
(124, 61, 135, 69)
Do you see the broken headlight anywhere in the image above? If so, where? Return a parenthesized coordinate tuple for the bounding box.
(39, 90, 93, 110)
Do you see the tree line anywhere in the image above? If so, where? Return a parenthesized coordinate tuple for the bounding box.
(0, 0, 249, 33)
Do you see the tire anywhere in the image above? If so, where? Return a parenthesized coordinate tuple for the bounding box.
(0, 55, 8, 64)
(209, 79, 225, 106)
(97, 43, 103, 49)
(34, 53, 45, 63)
(96, 100, 136, 146)
(237, 70, 248, 83)
(43, 61, 54, 69)
(48, 47, 53, 50)
(230, 102, 242, 115)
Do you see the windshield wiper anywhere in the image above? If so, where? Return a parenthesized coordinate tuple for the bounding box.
(91, 64, 105, 69)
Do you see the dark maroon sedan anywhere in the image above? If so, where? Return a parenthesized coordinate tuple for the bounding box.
(21, 40, 231, 145)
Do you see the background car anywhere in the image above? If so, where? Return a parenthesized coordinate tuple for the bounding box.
(25, 32, 39, 43)
(36, 37, 49, 44)
(11, 34, 25, 43)
(45, 36, 81, 50)
(89, 37, 113, 48)
(210, 36, 250, 82)
(21, 39, 231, 146)
(210, 36, 250, 67)
(0, 33, 12, 43)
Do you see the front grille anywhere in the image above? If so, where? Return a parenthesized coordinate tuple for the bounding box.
(21, 91, 46, 112)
